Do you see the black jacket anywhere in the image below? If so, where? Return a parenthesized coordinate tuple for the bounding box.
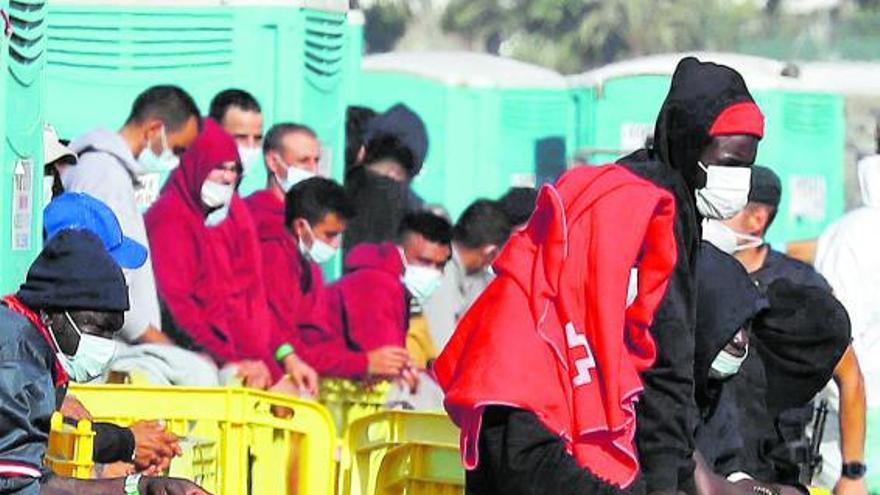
(466, 407, 632, 495)
(693, 243, 767, 475)
(618, 56, 760, 494)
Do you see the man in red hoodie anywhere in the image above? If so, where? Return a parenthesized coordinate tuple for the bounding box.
(146, 118, 280, 390)
(247, 174, 354, 396)
(244, 123, 328, 395)
(300, 211, 452, 388)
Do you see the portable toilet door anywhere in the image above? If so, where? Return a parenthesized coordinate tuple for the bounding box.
(46, 0, 351, 207)
(568, 52, 845, 247)
(358, 51, 573, 220)
(0, 0, 47, 294)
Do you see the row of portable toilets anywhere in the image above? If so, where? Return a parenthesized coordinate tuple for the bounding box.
(1, 0, 878, 293)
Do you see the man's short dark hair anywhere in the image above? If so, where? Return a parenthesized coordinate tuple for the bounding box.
(263, 123, 318, 156)
(346, 106, 377, 172)
(397, 211, 453, 247)
(454, 199, 513, 249)
(126, 85, 201, 132)
(285, 177, 355, 227)
(498, 187, 538, 226)
(208, 89, 262, 123)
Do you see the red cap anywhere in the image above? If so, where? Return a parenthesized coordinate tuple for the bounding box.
(709, 101, 765, 139)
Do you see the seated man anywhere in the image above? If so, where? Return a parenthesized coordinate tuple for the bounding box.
(43, 192, 191, 472)
(0, 230, 207, 494)
(146, 118, 280, 390)
(209, 89, 265, 193)
(343, 104, 428, 255)
(301, 211, 451, 387)
(44, 192, 220, 387)
(247, 174, 354, 396)
(423, 199, 513, 352)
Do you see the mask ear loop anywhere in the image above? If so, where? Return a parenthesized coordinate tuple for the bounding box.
(43, 313, 68, 355)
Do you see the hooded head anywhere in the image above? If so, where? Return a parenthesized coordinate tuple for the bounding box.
(166, 117, 241, 215)
(754, 279, 851, 415)
(652, 57, 764, 193)
(362, 104, 428, 179)
(694, 242, 767, 410)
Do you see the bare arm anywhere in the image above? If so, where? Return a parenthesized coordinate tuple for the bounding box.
(833, 346, 867, 495)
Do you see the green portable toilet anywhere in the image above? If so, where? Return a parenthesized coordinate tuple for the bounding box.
(799, 61, 880, 210)
(46, 0, 353, 208)
(0, 0, 47, 294)
(357, 51, 575, 220)
(568, 52, 846, 248)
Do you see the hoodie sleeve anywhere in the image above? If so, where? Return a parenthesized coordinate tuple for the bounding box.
(147, 211, 238, 365)
(260, 238, 302, 360)
(636, 210, 698, 495)
(298, 285, 370, 379)
(63, 151, 161, 343)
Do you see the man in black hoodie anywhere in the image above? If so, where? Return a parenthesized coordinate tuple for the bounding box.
(344, 104, 429, 256)
(618, 56, 766, 495)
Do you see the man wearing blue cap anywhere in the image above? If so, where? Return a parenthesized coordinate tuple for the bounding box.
(0, 230, 210, 494)
(43, 193, 220, 387)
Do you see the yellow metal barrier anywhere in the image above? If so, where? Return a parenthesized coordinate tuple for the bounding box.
(69, 384, 337, 495)
(375, 443, 464, 495)
(342, 411, 460, 495)
(45, 413, 94, 479)
(319, 378, 390, 437)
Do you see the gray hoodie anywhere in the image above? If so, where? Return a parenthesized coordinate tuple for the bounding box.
(62, 129, 160, 342)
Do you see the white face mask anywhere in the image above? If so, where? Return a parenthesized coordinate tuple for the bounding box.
(201, 180, 234, 226)
(695, 162, 752, 220)
(201, 180, 234, 209)
(709, 347, 749, 380)
(238, 146, 262, 174)
(702, 219, 763, 255)
(402, 265, 443, 304)
(277, 165, 316, 193)
(138, 126, 179, 171)
(298, 223, 337, 265)
(48, 312, 118, 383)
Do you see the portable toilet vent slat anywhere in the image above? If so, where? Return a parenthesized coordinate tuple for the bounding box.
(357, 51, 575, 220)
(0, 0, 47, 294)
(568, 52, 846, 247)
(46, 0, 353, 208)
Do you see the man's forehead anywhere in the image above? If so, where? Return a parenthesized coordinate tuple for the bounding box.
(222, 106, 263, 130)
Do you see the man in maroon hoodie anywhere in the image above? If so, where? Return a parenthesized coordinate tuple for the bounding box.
(246, 174, 354, 396)
(300, 211, 452, 388)
(146, 118, 278, 390)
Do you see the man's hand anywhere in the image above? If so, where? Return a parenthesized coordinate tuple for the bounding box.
(367, 347, 411, 378)
(835, 477, 868, 495)
(129, 421, 182, 473)
(60, 395, 92, 422)
(140, 476, 213, 495)
(397, 366, 420, 394)
(282, 354, 319, 398)
(236, 360, 272, 390)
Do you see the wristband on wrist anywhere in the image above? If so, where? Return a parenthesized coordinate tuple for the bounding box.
(124, 473, 142, 495)
(275, 343, 295, 362)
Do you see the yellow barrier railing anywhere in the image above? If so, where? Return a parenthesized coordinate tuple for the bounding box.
(68, 384, 337, 495)
(342, 411, 461, 495)
(45, 413, 94, 479)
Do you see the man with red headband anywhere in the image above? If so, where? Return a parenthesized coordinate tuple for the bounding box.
(436, 57, 765, 494)
(618, 57, 765, 495)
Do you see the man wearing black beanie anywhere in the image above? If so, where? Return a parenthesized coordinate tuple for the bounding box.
(0, 230, 210, 494)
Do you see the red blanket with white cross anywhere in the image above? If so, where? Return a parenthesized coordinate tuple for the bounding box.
(434, 164, 677, 488)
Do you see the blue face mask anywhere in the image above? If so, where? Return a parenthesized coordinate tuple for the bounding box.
(298, 224, 337, 265)
(138, 126, 179, 171)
